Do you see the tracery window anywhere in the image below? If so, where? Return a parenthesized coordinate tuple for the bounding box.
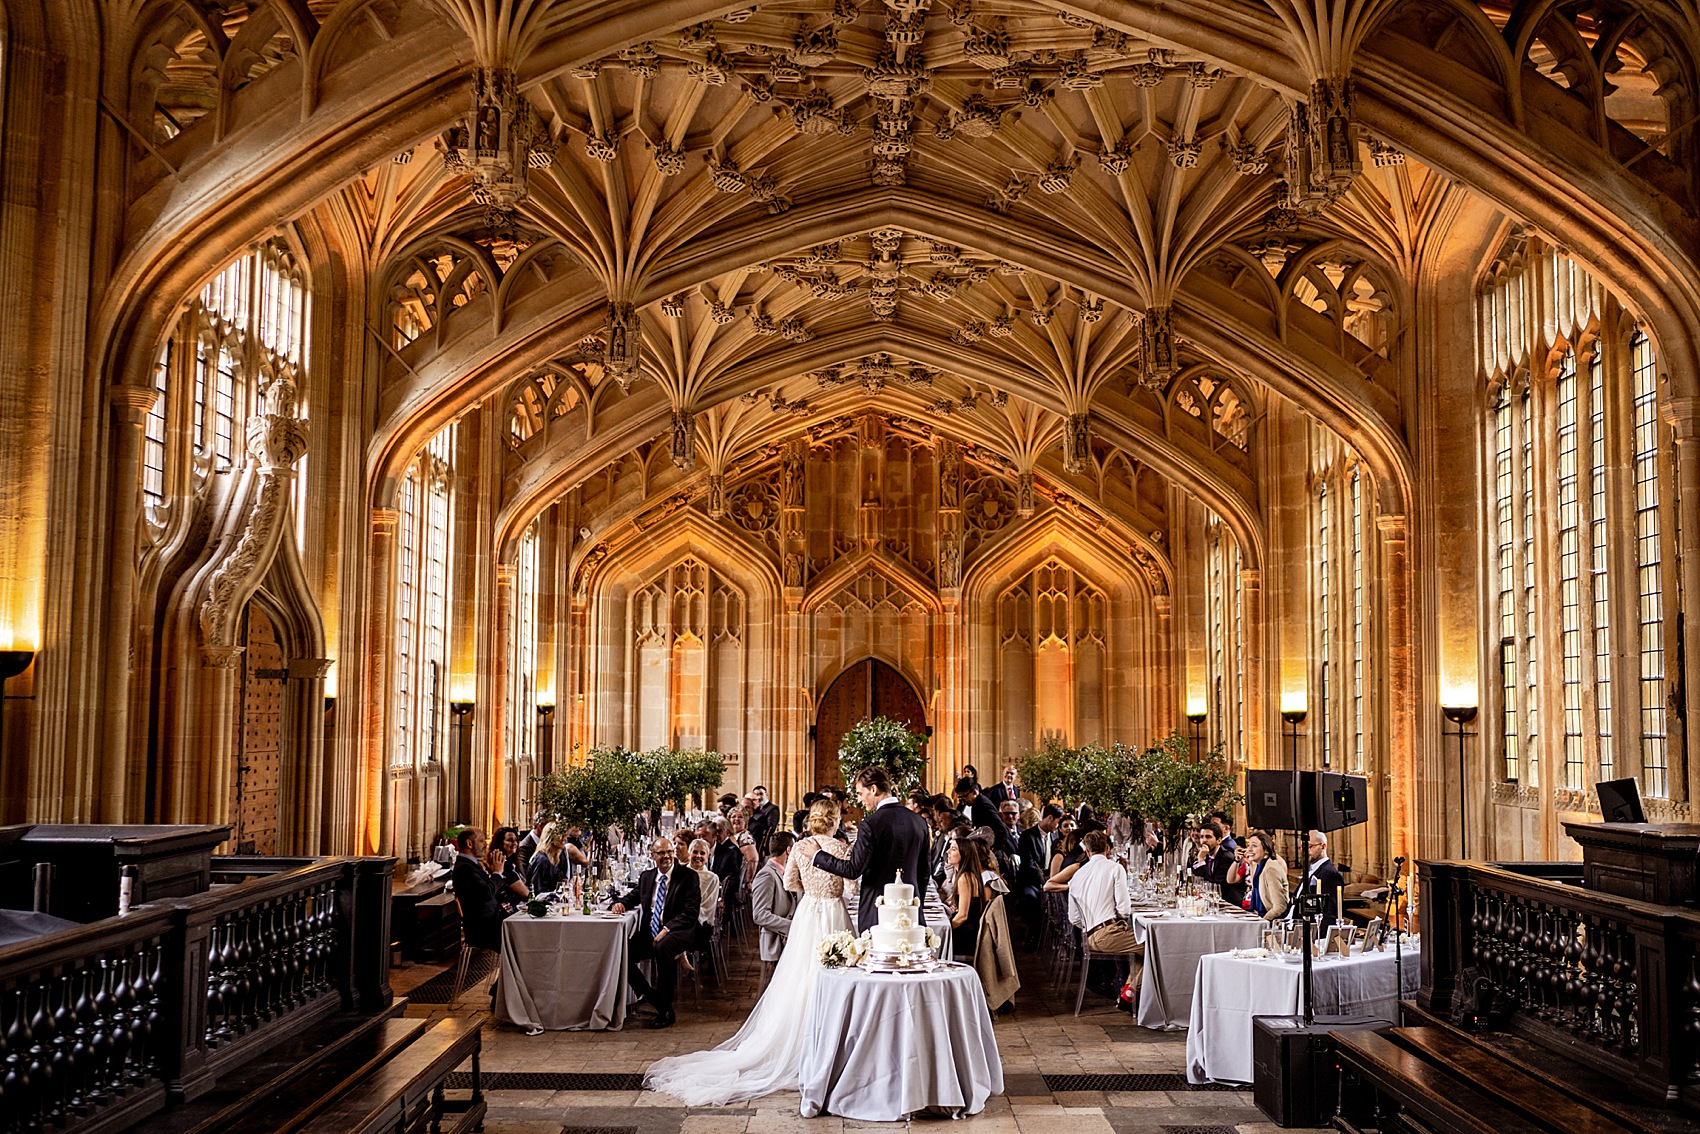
(1203, 518, 1247, 757)
(1311, 443, 1376, 775)
(507, 520, 541, 785)
(997, 560, 1108, 748)
(140, 240, 310, 535)
(1478, 239, 1679, 800)
(627, 557, 747, 755)
(391, 425, 455, 773)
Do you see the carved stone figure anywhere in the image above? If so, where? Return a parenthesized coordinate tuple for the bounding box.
(939, 535, 962, 588)
(782, 444, 805, 509)
(938, 441, 960, 510)
(784, 552, 805, 588)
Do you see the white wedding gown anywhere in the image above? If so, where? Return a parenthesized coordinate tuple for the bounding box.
(643, 835, 851, 1106)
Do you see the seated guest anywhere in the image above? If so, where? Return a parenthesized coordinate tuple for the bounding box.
(906, 788, 931, 813)
(1190, 819, 1246, 906)
(1228, 829, 1290, 920)
(704, 816, 743, 910)
(451, 828, 510, 950)
(750, 831, 797, 971)
(1068, 830, 1142, 998)
(1043, 830, 1086, 892)
(1291, 830, 1345, 920)
(529, 824, 571, 895)
(686, 837, 720, 955)
(1015, 804, 1060, 946)
(929, 795, 958, 887)
(672, 829, 692, 864)
(612, 836, 700, 1029)
(516, 813, 548, 880)
(948, 836, 994, 964)
(490, 826, 530, 909)
(730, 807, 760, 889)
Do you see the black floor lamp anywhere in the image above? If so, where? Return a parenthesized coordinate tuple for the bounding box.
(1442, 704, 1478, 859)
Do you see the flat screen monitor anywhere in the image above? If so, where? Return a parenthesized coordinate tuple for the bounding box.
(1595, 777, 1646, 824)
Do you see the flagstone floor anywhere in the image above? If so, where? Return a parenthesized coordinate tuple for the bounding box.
(395, 930, 1324, 1134)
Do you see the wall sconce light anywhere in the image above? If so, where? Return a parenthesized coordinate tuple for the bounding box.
(536, 702, 556, 719)
(1185, 710, 1206, 756)
(450, 700, 474, 718)
(1443, 703, 1479, 859)
(324, 693, 337, 714)
(0, 651, 34, 683)
(1280, 693, 1306, 770)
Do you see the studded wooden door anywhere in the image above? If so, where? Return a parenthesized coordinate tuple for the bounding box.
(233, 604, 285, 855)
(813, 659, 927, 793)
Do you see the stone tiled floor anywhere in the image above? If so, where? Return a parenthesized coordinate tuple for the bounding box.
(395, 933, 1323, 1134)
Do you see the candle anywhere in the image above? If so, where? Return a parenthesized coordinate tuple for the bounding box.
(1337, 886, 1345, 925)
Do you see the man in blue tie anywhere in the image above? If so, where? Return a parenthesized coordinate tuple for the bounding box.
(614, 836, 700, 1029)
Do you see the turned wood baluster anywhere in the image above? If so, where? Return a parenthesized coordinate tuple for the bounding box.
(25, 979, 51, 1130)
(46, 974, 72, 1123)
(85, 957, 115, 1106)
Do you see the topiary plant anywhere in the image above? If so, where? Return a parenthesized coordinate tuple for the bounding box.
(837, 716, 928, 794)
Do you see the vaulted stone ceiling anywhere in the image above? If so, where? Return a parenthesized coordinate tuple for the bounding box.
(324, 0, 1469, 563)
(118, 0, 1698, 564)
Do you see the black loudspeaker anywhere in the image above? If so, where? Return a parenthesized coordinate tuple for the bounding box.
(1245, 770, 1316, 831)
(1313, 772, 1368, 832)
(1252, 1014, 1386, 1127)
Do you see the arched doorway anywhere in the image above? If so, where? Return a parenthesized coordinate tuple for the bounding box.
(232, 603, 286, 854)
(812, 659, 928, 792)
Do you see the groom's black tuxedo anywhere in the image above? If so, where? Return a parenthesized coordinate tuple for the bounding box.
(813, 797, 932, 932)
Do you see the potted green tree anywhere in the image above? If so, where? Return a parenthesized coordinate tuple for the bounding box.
(837, 716, 928, 795)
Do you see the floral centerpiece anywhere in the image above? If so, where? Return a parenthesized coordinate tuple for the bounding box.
(818, 930, 867, 968)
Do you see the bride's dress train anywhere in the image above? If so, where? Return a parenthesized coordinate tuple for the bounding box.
(642, 836, 850, 1106)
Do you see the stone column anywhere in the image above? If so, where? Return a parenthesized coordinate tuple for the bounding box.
(1378, 513, 1417, 869)
(1662, 397, 1700, 804)
(486, 562, 515, 830)
(102, 384, 159, 822)
(1152, 594, 1174, 738)
(1240, 568, 1263, 770)
(359, 507, 398, 856)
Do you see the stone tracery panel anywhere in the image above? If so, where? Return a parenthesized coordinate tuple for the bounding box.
(998, 559, 1108, 754)
(626, 557, 746, 758)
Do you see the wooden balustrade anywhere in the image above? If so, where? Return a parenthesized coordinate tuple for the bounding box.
(0, 854, 394, 1134)
(1420, 860, 1700, 1108)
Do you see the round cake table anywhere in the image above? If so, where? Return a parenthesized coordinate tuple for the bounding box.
(798, 962, 1003, 1121)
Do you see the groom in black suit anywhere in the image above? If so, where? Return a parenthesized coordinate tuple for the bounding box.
(812, 766, 931, 932)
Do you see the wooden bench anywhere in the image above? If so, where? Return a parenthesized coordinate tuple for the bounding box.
(1333, 1027, 1660, 1134)
(296, 1016, 484, 1134)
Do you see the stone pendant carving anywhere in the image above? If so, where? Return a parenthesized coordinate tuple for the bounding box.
(1063, 413, 1091, 475)
(1142, 306, 1176, 386)
(1285, 78, 1358, 210)
(670, 409, 695, 470)
(706, 473, 726, 519)
(437, 69, 554, 220)
(605, 301, 640, 388)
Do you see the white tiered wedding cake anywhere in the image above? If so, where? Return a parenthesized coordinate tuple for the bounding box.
(863, 872, 935, 965)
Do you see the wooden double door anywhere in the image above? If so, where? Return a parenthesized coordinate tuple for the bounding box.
(812, 658, 927, 792)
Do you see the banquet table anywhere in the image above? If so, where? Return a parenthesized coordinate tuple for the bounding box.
(1130, 909, 1266, 1029)
(496, 909, 640, 1032)
(798, 963, 1002, 1121)
(1185, 942, 1421, 1084)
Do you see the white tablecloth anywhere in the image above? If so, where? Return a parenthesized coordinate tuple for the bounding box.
(497, 910, 640, 1031)
(1185, 944, 1421, 1084)
(1131, 910, 1266, 1029)
(799, 964, 1002, 1120)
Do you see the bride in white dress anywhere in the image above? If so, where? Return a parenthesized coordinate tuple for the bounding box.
(643, 800, 852, 1106)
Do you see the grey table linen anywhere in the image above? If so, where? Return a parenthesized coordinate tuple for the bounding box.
(798, 964, 1002, 1120)
(1130, 910, 1266, 1029)
(497, 910, 639, 1031)
(1185, 943, 1422, 1083)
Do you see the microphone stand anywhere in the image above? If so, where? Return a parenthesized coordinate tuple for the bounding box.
(1297, 835, 1317, 1026)
(1386, 856, 1407, 1012)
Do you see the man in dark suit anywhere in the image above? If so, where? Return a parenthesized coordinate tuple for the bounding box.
(613, 836, 700, 1028)
(812, 766, 931, 933)
(702, 816, 742, 909)
(749, 785, 781, 855)
(1292, 829, 1346, 921)
(451, 827, 509, 951)
(982, 764, 1023, 809)
(957, 777, 1015, 857)
(1015, 804, 1061, 946)
(1189, 819, 1246, 906)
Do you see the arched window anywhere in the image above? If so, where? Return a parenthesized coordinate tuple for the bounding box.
(1478, 238, 1676, 801)
(507, 520, 541, 790)
(1310, 444, 1376, 775)
(141, 240, 310, 533)
(392, 424, 455, 773)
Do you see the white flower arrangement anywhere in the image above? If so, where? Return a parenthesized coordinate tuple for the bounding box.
(818, 931, 867, 968)
(923, 927, 940, 950)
